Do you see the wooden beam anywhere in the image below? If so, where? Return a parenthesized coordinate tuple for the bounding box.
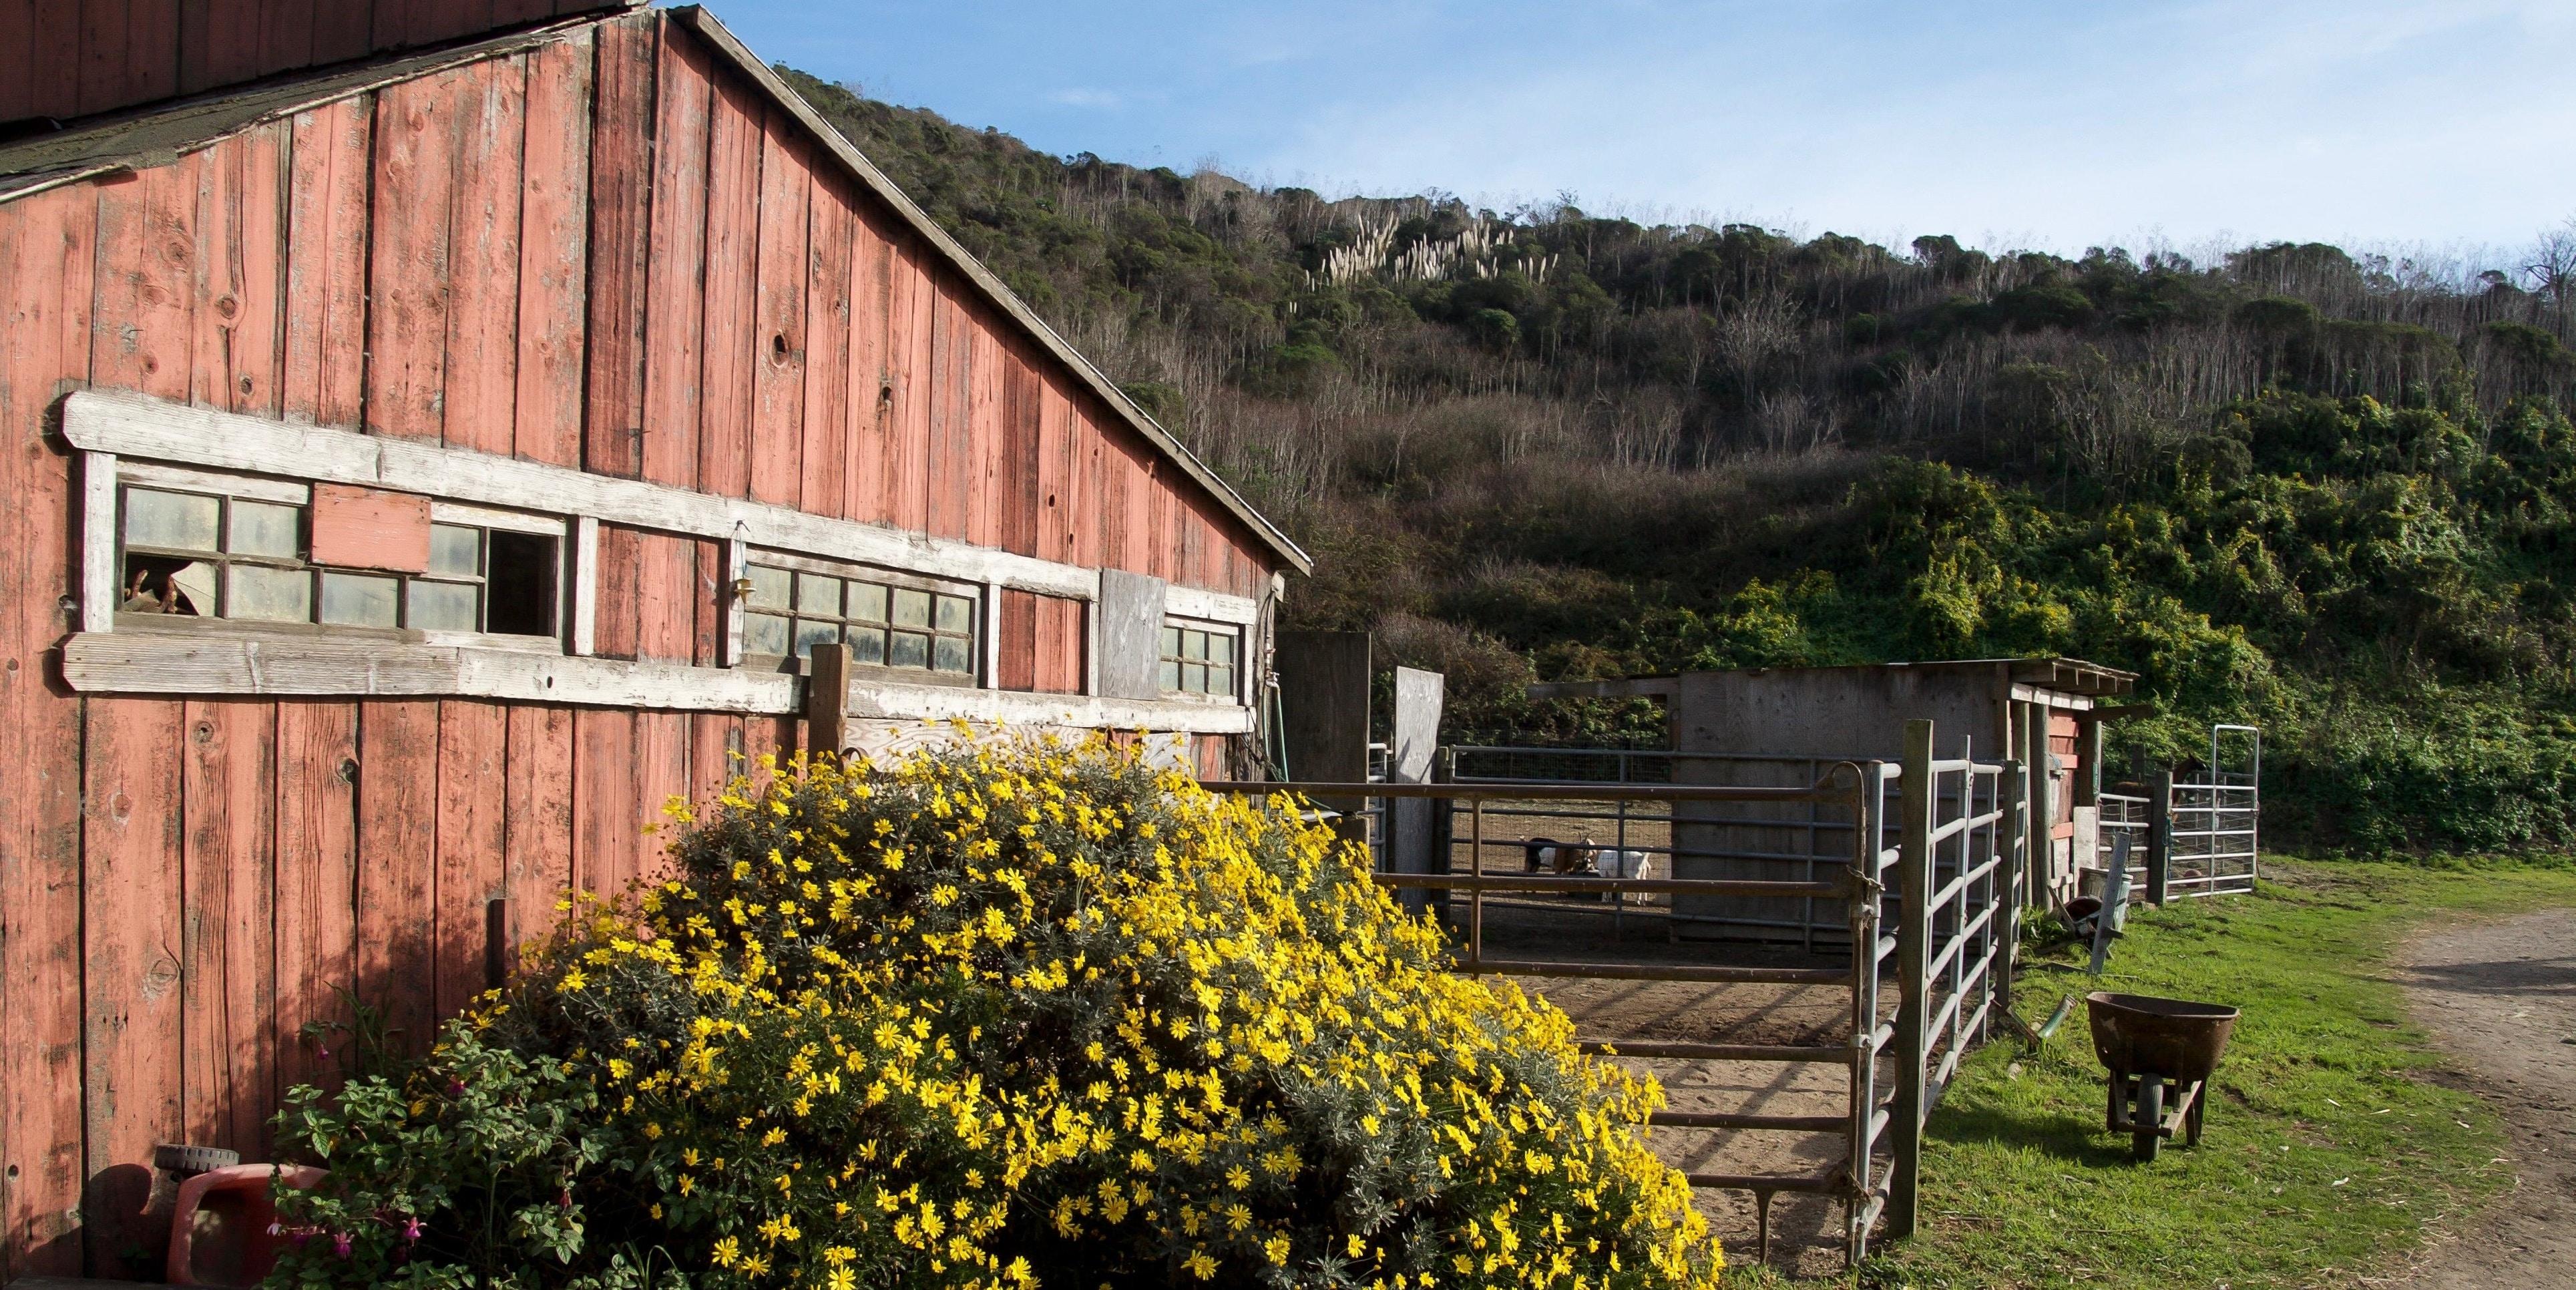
(58, 629, 1255, 732)
(63, 390, 1262, 623)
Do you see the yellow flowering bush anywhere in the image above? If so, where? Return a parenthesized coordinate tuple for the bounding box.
(273, 736, 1720, 1289)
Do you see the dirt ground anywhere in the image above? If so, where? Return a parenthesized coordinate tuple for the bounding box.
(2387, 909, 2576, 1290)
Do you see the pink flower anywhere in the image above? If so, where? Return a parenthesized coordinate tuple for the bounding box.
(402, 1216, 423, 1243)
(333, 1233, 353, 1259)
(446, 1078, 467, 1097)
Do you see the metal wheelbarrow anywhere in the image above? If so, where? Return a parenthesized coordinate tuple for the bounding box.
(2085, 991, 2239, 1161)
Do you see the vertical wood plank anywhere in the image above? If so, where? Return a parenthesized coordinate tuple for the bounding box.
(366, 71, 459, 441)
(889, 242, 931, 533)
(434, 702, 507, 1018)
(178, 700, 276, 1156)
(441, 55, 525, 455)
(513, 29, 592, 467)
(181, 0, 261, 95)
(0, 0, 36, 122)
(572, 708, 638, 895)
(591, 523, 640, 660)
(282, 97, 372, 428)
(1071, 401, 1104, 571)
(694, 68, 761, 497)
(355, 700, 439, 1057)
(636, 27, 712, 489)
(841, 218, 890, 524)
(633, 531, 694, 664)
(192, 124, 286, 417)
(120, 0, 180, 112)
(581, 11, 653, 477)
(996, 588, 1036, 692)
(580, 11, 654, 479)
(747, 121, 808, 507)
(79, 700, 186, 1279)
(1035, 375, 1072, 563)
(309, 0, 368, 65)
(0, 184, 94, 1281)
(16, 0, 80, 122)
(1043, 594, 1085, 695)
(687, 711, 743, 805)
(964, 323, 1001, 548)
(690, 538, 723, 668)
(501, 704, 574, 953)
(271, 701, 357, 1103)
(999, 351, 1040, 556)
(740, 713, 789, 777)
(923, 283, 968, 540)
(798, 182, 850, 518)
(257, 0, 316, 77)
(91, 151, 199, 401)
(76, 0, 127, 118)
(634, 710, 688, 879)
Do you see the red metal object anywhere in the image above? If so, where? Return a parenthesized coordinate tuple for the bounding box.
(165, 1164, 327, 1287)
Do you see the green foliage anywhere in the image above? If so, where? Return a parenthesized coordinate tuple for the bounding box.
(268, 743, 1721, 1289)
(777, 73, 2576, 855)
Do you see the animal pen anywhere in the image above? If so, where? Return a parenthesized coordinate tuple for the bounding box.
(1210, 718, 2029, 1269)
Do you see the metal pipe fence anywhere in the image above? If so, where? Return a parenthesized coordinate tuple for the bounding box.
(2098, 771, 2258, 901)
(1204, 718, 2020, 1267)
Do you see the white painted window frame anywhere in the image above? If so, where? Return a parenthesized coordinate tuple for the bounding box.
(59, 390, 1265, 727)
(1158, 615, 1247, 706)
(93, 452, 580, 651)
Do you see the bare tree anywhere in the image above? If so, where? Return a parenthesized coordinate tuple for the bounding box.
(1711, 288, 1801, 399)
(2524, 218, 2576, 339)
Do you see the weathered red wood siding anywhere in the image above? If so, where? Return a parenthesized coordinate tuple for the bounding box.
(0, 0, 632, 124)
(0, 12, 1279, 1278)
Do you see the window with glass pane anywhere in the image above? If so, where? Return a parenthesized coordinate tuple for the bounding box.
(119, 476, 556, 638)
(120, 485, 310, 622)
(1160, 622, 1239, 698)
(742, 560, 976, 678)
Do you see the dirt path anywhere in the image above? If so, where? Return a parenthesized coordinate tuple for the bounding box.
(2390, 909, 2576, 1289)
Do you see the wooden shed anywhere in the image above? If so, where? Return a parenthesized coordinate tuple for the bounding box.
(0, 2, 1309, 1276)
(1531, 658, 2135, 939)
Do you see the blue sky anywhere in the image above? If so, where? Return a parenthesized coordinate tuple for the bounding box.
(706, 1, 2576, 260)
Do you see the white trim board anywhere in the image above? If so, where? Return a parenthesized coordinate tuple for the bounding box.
(61, 390, 1260, 624)
(61, 630, 1254, 733)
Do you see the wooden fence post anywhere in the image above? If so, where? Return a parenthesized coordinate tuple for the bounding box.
(805, 644, 851, 764)
(2145, 768, 2173, 905)
(1890, 718, 1934, 1240)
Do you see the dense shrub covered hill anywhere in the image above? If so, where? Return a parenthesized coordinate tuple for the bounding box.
(785, 71, 2576, 854)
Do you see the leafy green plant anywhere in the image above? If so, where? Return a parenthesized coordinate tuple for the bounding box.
(270, 740, 1723, 1289)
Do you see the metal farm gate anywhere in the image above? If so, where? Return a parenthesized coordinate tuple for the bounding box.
(1207, 718, 2025, 1269)
(2098, 725, 2261, 901)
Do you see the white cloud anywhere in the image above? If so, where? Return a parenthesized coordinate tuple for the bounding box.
(1049, 87, 1127, 110)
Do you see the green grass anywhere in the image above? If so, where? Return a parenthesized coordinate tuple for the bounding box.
(1724, 857, 2576, 1289)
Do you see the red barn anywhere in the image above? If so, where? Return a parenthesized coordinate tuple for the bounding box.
(0, 2, 1309, 1275)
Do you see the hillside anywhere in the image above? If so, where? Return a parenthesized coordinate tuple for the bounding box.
(782, 70, 2576, 855)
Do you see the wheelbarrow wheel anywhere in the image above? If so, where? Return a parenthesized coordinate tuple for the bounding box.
(2133, 1075, 2164, 1162)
